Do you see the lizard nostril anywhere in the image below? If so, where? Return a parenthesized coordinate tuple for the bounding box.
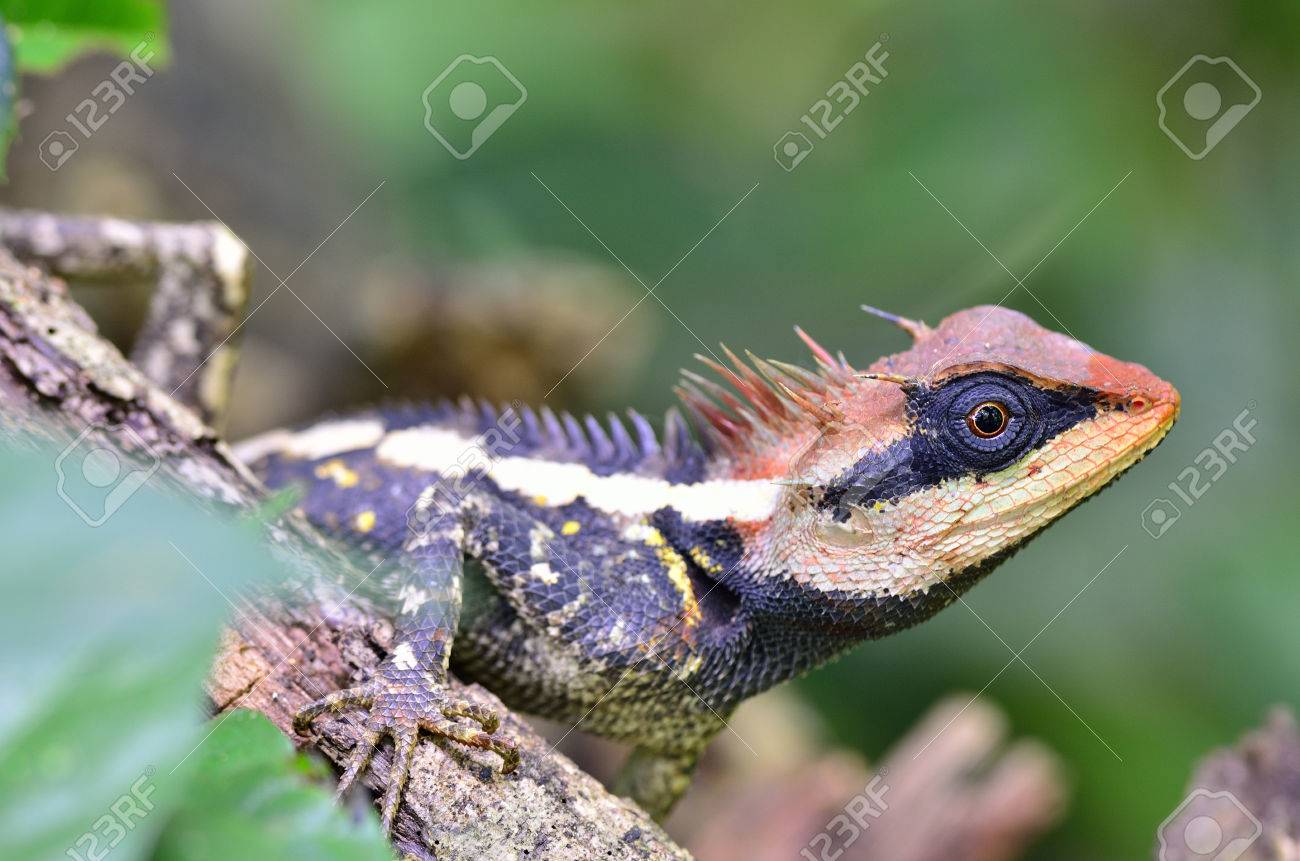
(1128, 397, 1148, 413)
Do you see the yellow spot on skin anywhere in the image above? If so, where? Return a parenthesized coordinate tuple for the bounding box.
(561, 520, 581, 536)
(314, 459, 359, 488)
(354, 510, 376, 533)
(533, 495, 548, 506)
(655, 543, 700, 627)
(688, 547, 724, 576)
(642, 527, 666, 547)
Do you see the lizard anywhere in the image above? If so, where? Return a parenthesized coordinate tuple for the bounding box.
(235, 303, 1180, 835)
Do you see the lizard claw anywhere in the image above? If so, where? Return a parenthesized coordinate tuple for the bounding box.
(295, 669, 521, 834)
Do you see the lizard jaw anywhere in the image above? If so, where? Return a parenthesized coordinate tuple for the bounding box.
(943, 395, 1179, 538)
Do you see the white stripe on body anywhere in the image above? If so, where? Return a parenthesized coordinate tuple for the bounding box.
(376, 425, 780, 524)
(233, 418, 387, 464)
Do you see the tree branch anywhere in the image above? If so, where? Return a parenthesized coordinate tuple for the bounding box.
(0, 206, 252, 429)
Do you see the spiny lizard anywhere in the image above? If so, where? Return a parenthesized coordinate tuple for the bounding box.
(235, 304, 1179, 834)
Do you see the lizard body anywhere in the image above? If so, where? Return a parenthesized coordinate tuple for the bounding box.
(237, 304, 1179, 832)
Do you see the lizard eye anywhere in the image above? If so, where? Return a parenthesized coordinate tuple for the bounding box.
(921, 374, 1036, 472)
(966, 401, 1009, 438)
(912, 371, 1102, 477)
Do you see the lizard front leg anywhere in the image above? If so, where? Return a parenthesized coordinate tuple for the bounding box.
(294, 509, 519, 834)
(453, 494, 731, 821)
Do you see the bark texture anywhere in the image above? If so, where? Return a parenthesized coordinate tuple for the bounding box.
(0, 206, 251, 429)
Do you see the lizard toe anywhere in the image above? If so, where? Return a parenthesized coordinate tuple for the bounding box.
(297, 667, 520, 835)
(424, 713, 520, 774)
(334, 725, 382, 800)
(294, 681, 378, 733)
(380, 721, 419, 835)
(440, 700, 500, 734)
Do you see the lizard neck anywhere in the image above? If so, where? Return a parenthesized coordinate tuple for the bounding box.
(718, 556, 992, 703)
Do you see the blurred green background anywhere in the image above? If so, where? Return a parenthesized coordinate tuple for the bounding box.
(3, 1, 1297, 858)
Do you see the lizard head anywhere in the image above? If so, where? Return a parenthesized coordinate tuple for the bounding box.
(680, 305, 1179, 632)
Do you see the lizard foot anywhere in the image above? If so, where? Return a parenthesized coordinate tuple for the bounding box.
(294, 669, 520, 834)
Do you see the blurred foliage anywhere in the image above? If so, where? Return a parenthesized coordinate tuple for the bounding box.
(152, 710, 389, 861)
(1, 0, 1297, 858)
(0, 0, 166, 73)
(0, 0, 167, 176)
(0, 445, 386, 861)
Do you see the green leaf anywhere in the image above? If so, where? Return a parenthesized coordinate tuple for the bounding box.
(152, 711, 391, 861)
(0, 0, 168, 73)
(0, 442, 280, 861)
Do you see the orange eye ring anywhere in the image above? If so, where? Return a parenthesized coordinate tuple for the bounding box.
(966, 401, 1009, 438)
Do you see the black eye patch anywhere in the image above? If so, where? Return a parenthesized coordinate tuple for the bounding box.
(817, 372, 1099, 519)
(911, 372, 1098, 477)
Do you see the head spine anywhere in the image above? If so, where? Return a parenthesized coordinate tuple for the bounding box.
(677, 307, 931, 461)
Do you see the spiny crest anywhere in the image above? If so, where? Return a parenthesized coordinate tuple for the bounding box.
(676, 308, 929, 458)
(417, 396, 704, 478)
(676, 338, 848, 457)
